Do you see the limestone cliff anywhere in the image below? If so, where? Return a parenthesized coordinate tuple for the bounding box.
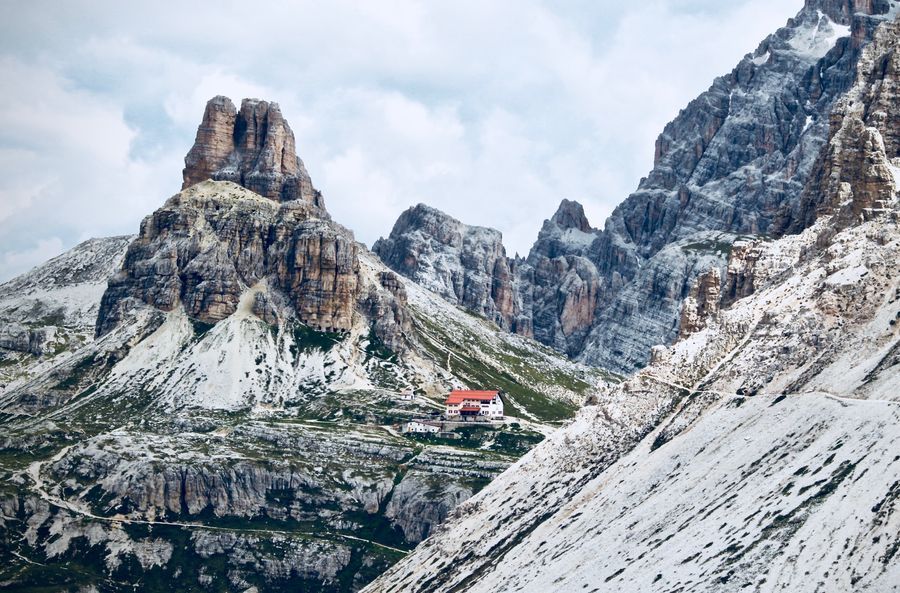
(182, 96, 323, 208)
(372, 204, 528, 334)
(96, 182, 361, 337)
(100, 97, 410, 353)
(522, 200, 601, 355)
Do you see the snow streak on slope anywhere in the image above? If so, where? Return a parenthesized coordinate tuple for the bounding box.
(0, 236, 131, 390)
(788, 10, 850, 60)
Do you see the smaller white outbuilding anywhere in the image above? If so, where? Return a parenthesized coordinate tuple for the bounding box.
(404, 420, 442, 434)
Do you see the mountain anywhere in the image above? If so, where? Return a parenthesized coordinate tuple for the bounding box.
(374, 0, 898, 373)
(363, 12, 900, 592)
(0, 236, 132, 395)
(182, 95, 323, 207)
(372, 204, 530, 336)
(0, 99, 605, 592)
(3, 2, 899, 591)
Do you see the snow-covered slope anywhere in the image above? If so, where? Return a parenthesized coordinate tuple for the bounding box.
(0, 236, 131, 389)
(0, 235, 132, 329)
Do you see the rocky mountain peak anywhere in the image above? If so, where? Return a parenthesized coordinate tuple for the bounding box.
(549, 199, 592, 233)
(182, 95, 323, 208)
(372, 204, 530, 334)
(373, 2, 898, 374)
(803, 0, 894, 24)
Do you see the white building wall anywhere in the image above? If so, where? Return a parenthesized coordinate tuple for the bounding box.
(406, 421, 440, 433)
(446, 396, 504, 419)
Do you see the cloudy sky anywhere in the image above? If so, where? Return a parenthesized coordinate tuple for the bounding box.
(0, 0, 802, 281)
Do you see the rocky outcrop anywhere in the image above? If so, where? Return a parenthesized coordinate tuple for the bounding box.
(721, 240, 766, 305)
(384, 471, 472, 543)
(270, 219, 361, 332)
(190, 531, 355, 590)
(522, 201, 602, 354)
(779, 15, 900, 235)
(363, 271, 412, 353)
(183, 96, 323, 208)
(677, 268, 721, 338)
(182, 96, 236, 189)
(372, 204, 527, 333)
(811, 0, 895, 24)
(96, 182, 358, 335)
(0, 324, 55, 356)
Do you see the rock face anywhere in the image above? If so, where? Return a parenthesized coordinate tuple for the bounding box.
(97, 182, 359, 336)
(677, 267, 721, 338)
(522, 200, 601, 354)
(573, 1, 896, 372)
(720, 240, 766, 306)
(363, 270, 413, 352)
(0, 324, 56, 356)
(372, 204, 528, 333)
(375, 1, 898, 373)
(780, 14, 900, 233)
(183, 96, 323, 208)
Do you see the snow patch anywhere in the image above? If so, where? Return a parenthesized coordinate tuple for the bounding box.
(751, 51, 770, 66)
(825, 264, 868, 287)
(788, 11, 850, 60)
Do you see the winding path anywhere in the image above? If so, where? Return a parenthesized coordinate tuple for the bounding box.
(25, 448, 409, 556)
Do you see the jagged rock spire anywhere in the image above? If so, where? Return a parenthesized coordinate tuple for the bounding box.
(182, 96, 324, 208)
(549, 199, 592, 233)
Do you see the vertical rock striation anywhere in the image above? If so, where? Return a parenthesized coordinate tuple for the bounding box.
(96, 184, 358, 336)
(182, 96, 324, 208)
(678, 268, 721, 338)
(523, 200, 601, 355)
(372, 204, 528, 334)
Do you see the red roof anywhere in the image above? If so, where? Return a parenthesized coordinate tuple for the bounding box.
(445, 390, 499, 404)
(460, 406, 482, 413)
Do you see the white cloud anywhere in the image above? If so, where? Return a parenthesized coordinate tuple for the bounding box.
(0, 57, 181, 280)
(0, 0, 803, 281)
